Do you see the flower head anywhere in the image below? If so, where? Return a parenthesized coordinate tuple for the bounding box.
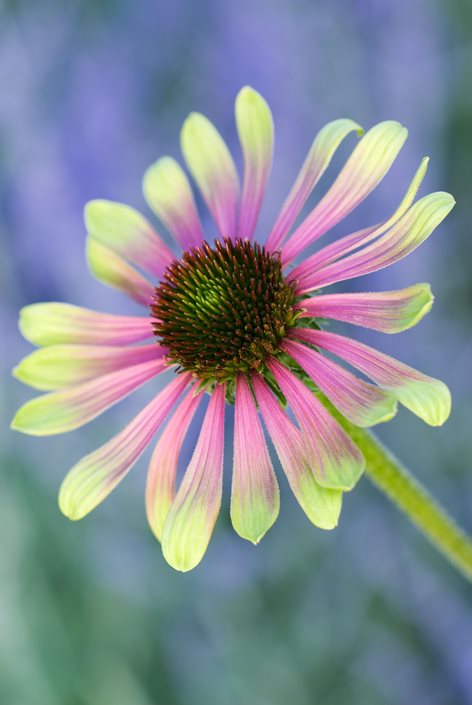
(12, 87, 454, 571)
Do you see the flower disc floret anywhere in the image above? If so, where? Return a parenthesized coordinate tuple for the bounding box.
(152, 237, 298, 382)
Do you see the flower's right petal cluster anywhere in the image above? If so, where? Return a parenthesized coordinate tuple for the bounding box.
(292, 156, 430, 277)
(295, 192, 455, 293)
(281, 121, 408, 263)
(292, 329, 451, 427)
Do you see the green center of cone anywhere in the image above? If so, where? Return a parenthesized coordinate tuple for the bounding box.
(152, 237, 297, 382)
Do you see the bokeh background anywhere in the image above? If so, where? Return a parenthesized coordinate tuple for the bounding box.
(1, 0, 472, 703)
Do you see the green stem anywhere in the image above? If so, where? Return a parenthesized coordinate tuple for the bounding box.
(323, 398, 472, 582)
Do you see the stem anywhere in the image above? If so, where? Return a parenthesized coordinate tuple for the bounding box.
(323, 397, 472, 582)
(357, 430, 472, 581)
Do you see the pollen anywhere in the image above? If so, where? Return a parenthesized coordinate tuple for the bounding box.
(151, 237, 298, 382)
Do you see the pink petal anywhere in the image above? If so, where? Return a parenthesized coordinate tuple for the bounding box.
(236, 87, 274, 240)
(18, 303, 154, 346)
(58, 373, 191, 520)
(282, 339, 396, 427)
(86, 238, 156, 306)
(292, 328, 451, 426)
(295, 284, 433, 334)
(231, 376, 279, 543)
(266, 119, 362, 252)
(281, 121, 408, 263)
(162, 384, 226, 571)
(252, 375, 343, 528)
(85, 200, 174, 281)
(146, 387, 203, 541)
(268, 361, 365, 489)
(14, 342, 169, 390)
(143, 157, 205, 251)
(12, 359, 169, 436)
(181, 112, 240, 239)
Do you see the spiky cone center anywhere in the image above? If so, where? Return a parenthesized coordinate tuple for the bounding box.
(151, 238, 298, 383)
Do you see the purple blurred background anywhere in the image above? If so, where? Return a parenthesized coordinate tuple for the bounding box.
(1, 1, 472, 703)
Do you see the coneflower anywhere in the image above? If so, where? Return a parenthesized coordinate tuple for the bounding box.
(12, 87, 454, 572)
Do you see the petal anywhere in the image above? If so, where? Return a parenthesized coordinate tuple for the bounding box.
(268, 361, 365, 490)
(18, 303, 153, 347)
(282, 339, 397, 427)
(235, 86, 274, 240)
(281, 121, 408, 263)
(266, 119, 362, 252)
(11, 359, 167, 436)
(291, 156, 429, 284)
(298, 192, 455, 293)
(143, 156, 204, 250)
(13, 343, 167, 390)
(293, 328, 451, 426)
(231, 375, 279, 543)
(252, 375, 343, 528)
(297, 284, 434, 334)
(85, 200, 174, 280)
(58, 373, 191, 521)
(181, 112, 239, 238)
(146, 387, 203, 542)
(86, 238, 155, 305)
(162, 384, 226, 572)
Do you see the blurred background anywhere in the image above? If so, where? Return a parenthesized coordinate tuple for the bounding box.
(1, 0, 472, 703)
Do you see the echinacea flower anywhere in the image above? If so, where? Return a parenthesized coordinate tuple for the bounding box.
(12, 86, 454, 572)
